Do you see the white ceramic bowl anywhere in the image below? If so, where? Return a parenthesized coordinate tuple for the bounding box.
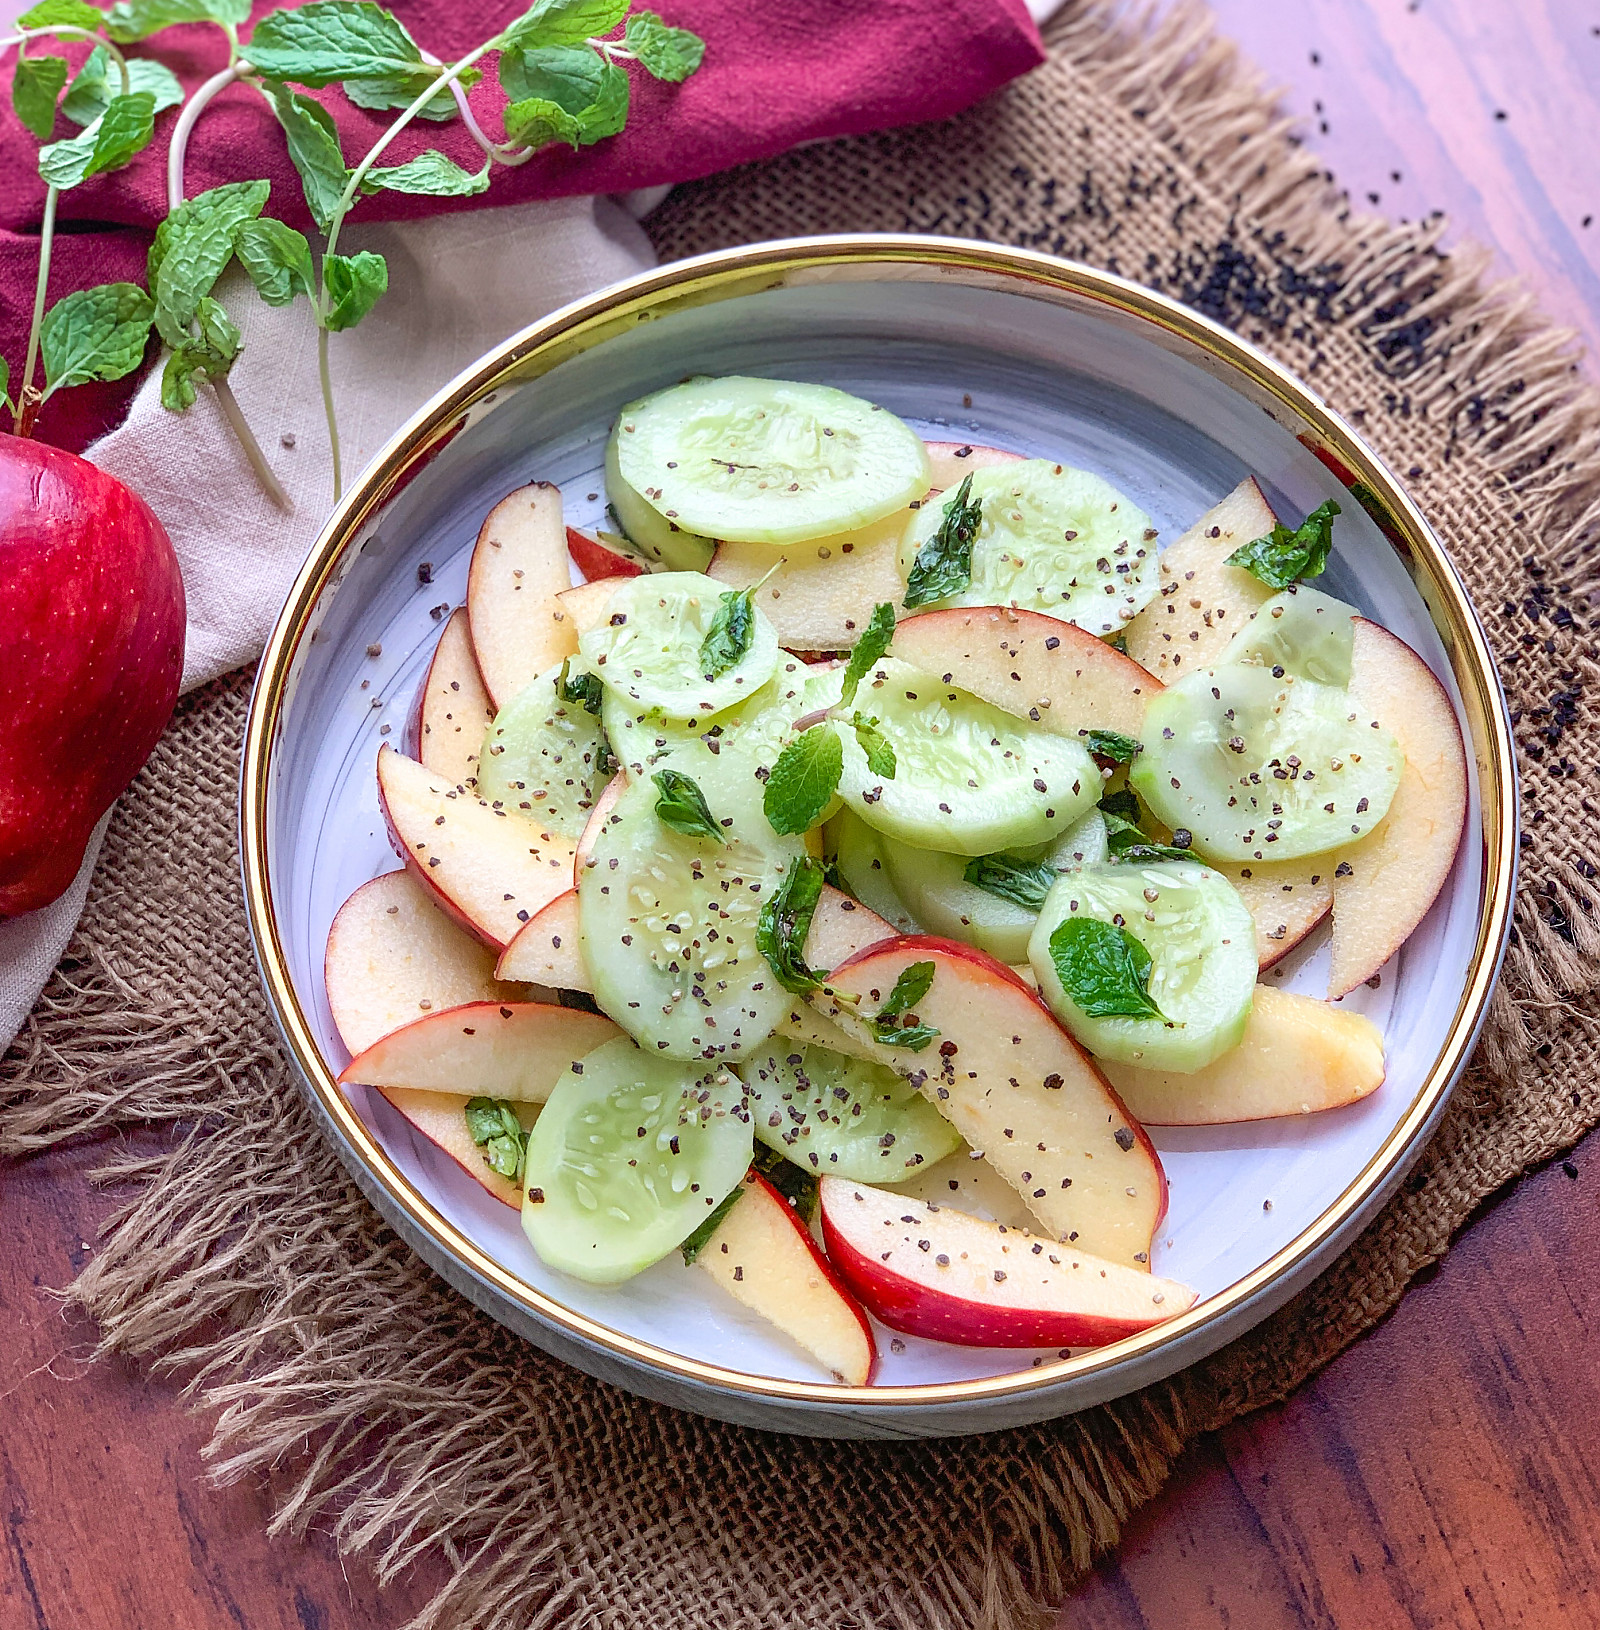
(242, 238, 1516, 1438)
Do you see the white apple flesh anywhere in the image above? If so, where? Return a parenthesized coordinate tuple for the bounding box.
(554, 575, 628, 636)
(338, 999, 621, 1098)
(324, 870, 531, 1056)
(466, 483, 577, 709)
(819, 1178, 1194, 1348)
(813, 936, 1167, 1269)
(496, 889, 588, 988)
(410, 607, 494, 789)
(694, 1172, 877, 1385)
(1100, 985, 1385, 1124)
(377, 745, 576, 950)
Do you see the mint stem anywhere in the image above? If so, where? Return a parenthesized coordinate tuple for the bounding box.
(213, 373, 292, 510)
(13, 184, 58, 438)
(317, 324, 340, 502)
(166, 63, 248, 213)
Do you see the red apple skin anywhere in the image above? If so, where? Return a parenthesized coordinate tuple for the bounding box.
(566, 526, 646, 581)
(0, 436, 184, 917)
(826, 933, 1169, 1233)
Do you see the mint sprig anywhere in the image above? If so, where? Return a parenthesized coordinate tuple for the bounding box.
(464, 1096, 528, 1183)
(763, 726, 842, 837)
(903, 474, 982, 612)
(1226, 500, 1342, 590)
(1048, 917, 1165, 1021)
(653, 768, 725, 845)
(963, 852, 1057, 911)
(839, 600, 895, 708)
(1085, 728, 1142, 764)
(867, 960, 939, 1051)
(756, 856, 827, 997)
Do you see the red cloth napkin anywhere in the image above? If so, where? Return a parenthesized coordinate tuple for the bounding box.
(0, 1, 1043, 451)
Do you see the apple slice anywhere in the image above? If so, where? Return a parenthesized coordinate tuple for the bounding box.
(410, 607, 495, 789)
(378, 745, 576, 949)
(693, 1172, 876, 1384)
(567, 525, 647, 582)
(338, 999, 620, 1098)
(1122, 478, 1280, 679)
(885, 1146, 1038, 1231)
(324, 870, 529, 1056)
(813, 936, 1166, 1268)
(890, 606, 1160, 740)
(1099, 985, 1384, 1124)
(573, 770, 626, 881)
(496, 889, 588, 989)
(467, 483, 576, 709)
(1326, 618, 1468, 997)
(923, 440, 1026, 490)
(555, 575, 627, 636)
(376, 1086, 532, 1208)
(806, 884, 895, 971)
(1213, 857, 1333, 968)
(819, 1177, 1194, 1348)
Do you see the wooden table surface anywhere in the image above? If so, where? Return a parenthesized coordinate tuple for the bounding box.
(5, 3, 1600, 1627)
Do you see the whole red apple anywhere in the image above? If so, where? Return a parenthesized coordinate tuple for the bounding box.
(0, 434, 184, 918)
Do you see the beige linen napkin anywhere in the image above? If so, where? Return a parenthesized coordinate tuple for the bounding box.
(0, 193, 656, 1050)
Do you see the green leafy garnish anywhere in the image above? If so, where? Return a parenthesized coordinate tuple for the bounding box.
(499, 0, 631, 51)
(105, 0, 249, 43)
(258, 79, 348, 231)
(38, 89, 156, 188)
(763, 725, 842, 836)
(322, 249, 388, 331)
(1097, 786, 1193, 864)
(752, 1143, 818, 1222)
(850, 714, 896, 780)
(556, 658, 604, 715)
(159, 294, 238, 409)
(12, 55, 69, 141)
(39, 283, 154, 392)
(756, 856, 826, 996)
(839, 600, 895, 708)
(1225, 500, 1341, 590)
(623, 7, 705, 80)
(903, 474, 982, 612)
(962, 853, 1057, 910)
(652, 768, 724, 844)
(1085, 729, 1142, 764)
(61, 47, 182, 126)
(463, 1097, 528, 1183)
(232, 217, 316, 307)
(361, 151, 491, 198)
(242, 2, 430, 86)
(868, 960, 939, 1051)
(148, 179, 270, 347)
(679, 1181, 743, 1263)
(699, 583, 757, 681)
(1047, 918, 1165, 1021)
(19, 0, 106, 29)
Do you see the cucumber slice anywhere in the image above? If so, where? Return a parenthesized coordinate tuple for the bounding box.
(578, 738, 805, 1060)
(578, 570, 781, 721)
(1130, 664, 1403, 862)
(1043, 806, 1110, 868)
(521, 1036, 751, 1283)
(898, 460, 1159, 637)
(878, 836, 1038, 963)
(739, 1040, 960, 1180)
(827, 808, 921, 934)
(1028, 861, 1257, 1072)
(476, 664, 609, 840)
(839, 657, 1101, 855)
(605, 432, 715, 571)
(1219, 584, 1356, 686)
(613, 377, 931, 547)
(603, 657, 842, 778)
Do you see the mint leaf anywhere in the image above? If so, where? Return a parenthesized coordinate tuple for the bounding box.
(1225, 500, 1341, 590)
(38, 89, 154, 187)
(322, 250, 387, 331)
(61, 46, 181, 125)
(850, 714, 896, 780)
(763, 725, 842, 837)
(105, 0, 248, 40)
(361, 150, 490, 198)
(1085, 729, 1142, 764)
(232, 216, 315, 306)
(963, 853, 1057, 910)
(501, 51, 626, 149)
(18, 0, 104, 28)
(699, 583, 756, 681)
(652, 768, 724, 845)
(344, 69, 474, 120)
(498, 0, 630, 51)
(903, 474, 982, 611)
(40, 282, 153, 392)
(149, 178, 269, 347)
(242, 2, 428, 86)
(839, 600, 895, 708)
(159, 295, 239, 409)
(556, 657, 603, 716)
(868, 960, 938, 1050)
(463, 1096, 527, 1182)
(499, 41, 604, 110)
(0, 357, 10, 408)
(1048, 917, 1164, 1021)
(624, 9, 705, 81)
(501, 94, 580, 150)
(679, 1181, 743, 1262)
(1098, 787, 1140, 828)
(259, 79, 347, 231)
(13, 55, 68, 140)
(756, 856, 826, 996)
(751, 1143, 819, 1222)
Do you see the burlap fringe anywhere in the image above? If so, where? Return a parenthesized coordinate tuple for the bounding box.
(6, 3, 1600, 1628)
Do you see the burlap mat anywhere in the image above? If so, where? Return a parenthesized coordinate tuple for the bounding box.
(6, 4, 1600, 1625)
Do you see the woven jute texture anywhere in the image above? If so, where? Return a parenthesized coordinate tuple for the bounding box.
(6, 4, 1600, 1626)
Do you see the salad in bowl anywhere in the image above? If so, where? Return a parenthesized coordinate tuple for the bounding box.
(322, 375, 1468, 1387)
